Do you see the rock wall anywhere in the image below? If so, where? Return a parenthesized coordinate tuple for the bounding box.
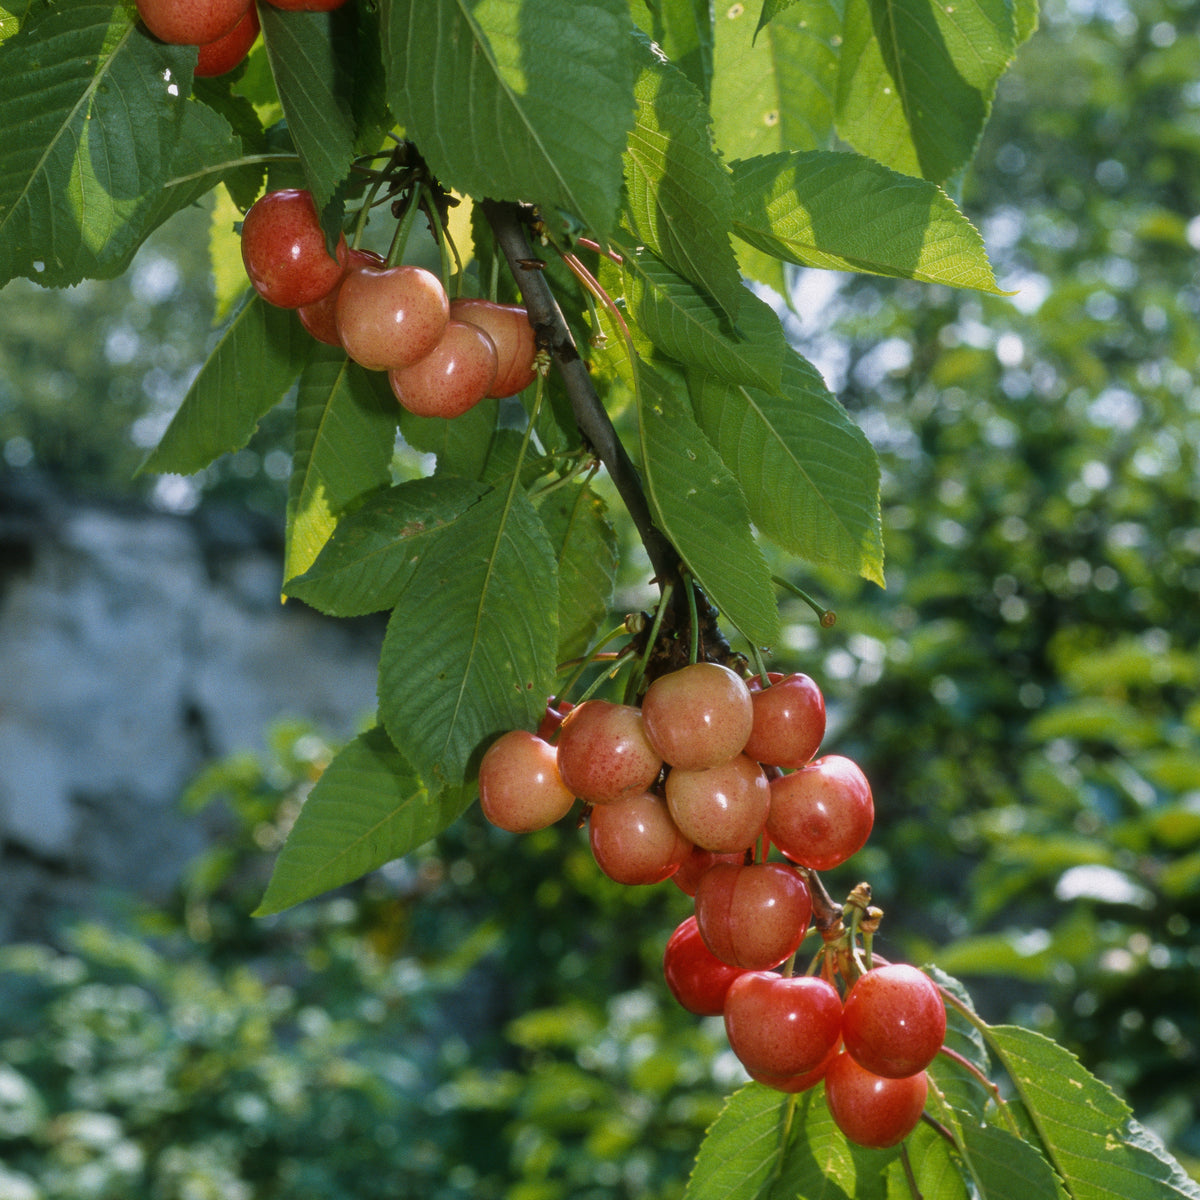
(0, 477, 383, 940)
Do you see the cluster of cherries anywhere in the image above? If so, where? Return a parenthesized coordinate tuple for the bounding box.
(238, 189, 539, 417)
(478, 661, 946, 1149)
(136, 0, 349, 79)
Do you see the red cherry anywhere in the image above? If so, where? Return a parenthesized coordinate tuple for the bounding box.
(742, 672, 826, 768)
(662, 916, 748, 1016)
(535, 699, 574, 742)
(748, 1038, 842, 1093)
(477, 730, 575, 833)
(588, 791, 690, 885)
(664, 754, 770, 854)
(823, 1053, 928, 1149)
(670, 845, 746, 897)
(240, 189, 348, 309)
(297, 247, 383, 346)
(766, 754, 874, 871)
(641, 662, 754, 770)
(841, 964, 947, 1079)
(723, 972, 843, 1078)
(554, 700, 663, 806)
(449, 298, 539, 398)
(389, 320, 498, 418)
(335, 262, 450, 371)
(693, 861, 811, 970)
(194, 3, 259, 75)
(136, 0, 250, 45)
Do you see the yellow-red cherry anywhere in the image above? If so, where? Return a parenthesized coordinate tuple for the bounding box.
(137, 0, 250, 45)
(823, 1053, 928, 1148)
(241, 189, 348, 310)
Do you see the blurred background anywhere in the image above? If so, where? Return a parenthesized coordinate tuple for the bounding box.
(1, 0, 1198, 1194)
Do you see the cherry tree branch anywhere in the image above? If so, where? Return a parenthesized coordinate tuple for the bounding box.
(480, 200, 680, 591)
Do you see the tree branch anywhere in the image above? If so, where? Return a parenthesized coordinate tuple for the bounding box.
(480, 200, 680, 590)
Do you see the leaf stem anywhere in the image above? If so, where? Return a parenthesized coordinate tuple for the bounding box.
(771, 575, 836, 627)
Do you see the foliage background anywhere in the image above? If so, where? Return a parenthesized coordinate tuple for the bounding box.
(1, 0, 1198, 1193)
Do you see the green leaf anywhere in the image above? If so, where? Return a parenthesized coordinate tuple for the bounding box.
(774, 1086, 894, 1199)
(637, 362, 781, 649)
(618, 245, 785, 393)
(536, 482, 618, 662)
(284, 352, 398, 584)
(382, 0, 637, 241)
(730, 150, 1004, 292)
(378, 484, 558, 789)
(986, 1025, 1200, 1200)
(400, 399, 501, 482)
(754, 0, 802, 40)
(957, 1121, 1069, 1200)
(624, 39, 744, 319)
(683, 1083, 787, 1200)
(258, 5, 357, 208)
(254, 727, 472, 916)
(836, 0, 1016, 183)
(885, 1122, 969, 1200)
(285, 476, 490, 616)
(630, 0, 714, 104)
(0, 3, 193, 286)
(690, 352, 884, 585)
(710, 0, 842, 161)
(141, 292, 312, 477)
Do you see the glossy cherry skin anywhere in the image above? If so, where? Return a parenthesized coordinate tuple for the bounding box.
(693, 861, 811, 970)
(389, 320, 498, 418)
(137, 0, 250, 45)
(241, 189, 348, 309)
(670, 845, 747, 897)
(335, 263, 450, 371)
(766, 754, 874, 871)
(642, 662, 754, 770)
(823, 1053, 928, 1149)
(536, 699, 574, 742)
(662, 915, 748, 1016)
(842, 964, 947, 1078)
(554, 700, 663, 805)
(588, 791, 690, 886)
(450, 298, 538, 397)
(748, 1038, 842, 1094)
(742, 672, 826, 768)
(297, 247, 383, 346)
(723, 972, 844, 1078)
(665, 754, 770, 854)
(477, 730, 575, 833)
(194, 3, 258, 74)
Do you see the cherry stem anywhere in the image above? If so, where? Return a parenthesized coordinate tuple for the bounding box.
(627, 580, 676, 702)
(421, 188, 457, 296)
(683, 571, 701, 664)
(386, 186, 423, 268)
(575, 236, 623, 264)
(771, 575, 836, 627)
(481, 201, 681, 593)
(935, 1044, 1023, 1138)
(771, 1093, 800, 1189)
(556, 622, 634, 707)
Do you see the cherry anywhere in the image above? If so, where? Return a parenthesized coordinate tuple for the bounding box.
(240, 189, 348, 310)
(642, 662, 754, 770)
(136, 0, 250, 45)
(662, 916, 748, 1016)
(194, 3, 259, 75)
(742, 672, 826, 769)
(536, 699, 574, 742)
(450, 298, 538, 398)
(841, 963, 946, 1079)
(693, 861, 811, 970)
(664, 753, 770, 854)
(554, 700, 663, 805)
(588, 791, 690, 886)
(297, 247, 383, 346)
(670, 845, 746, 897)
(334, 262, 450, 371)
(477, 729, 575, 833)
(388, 320, 498, 418)
(723, 972, 843, 1079)
(766, 754, 874, 871)
(748, 1038, 842, 1094)
(823, 1053, 928, 1149)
